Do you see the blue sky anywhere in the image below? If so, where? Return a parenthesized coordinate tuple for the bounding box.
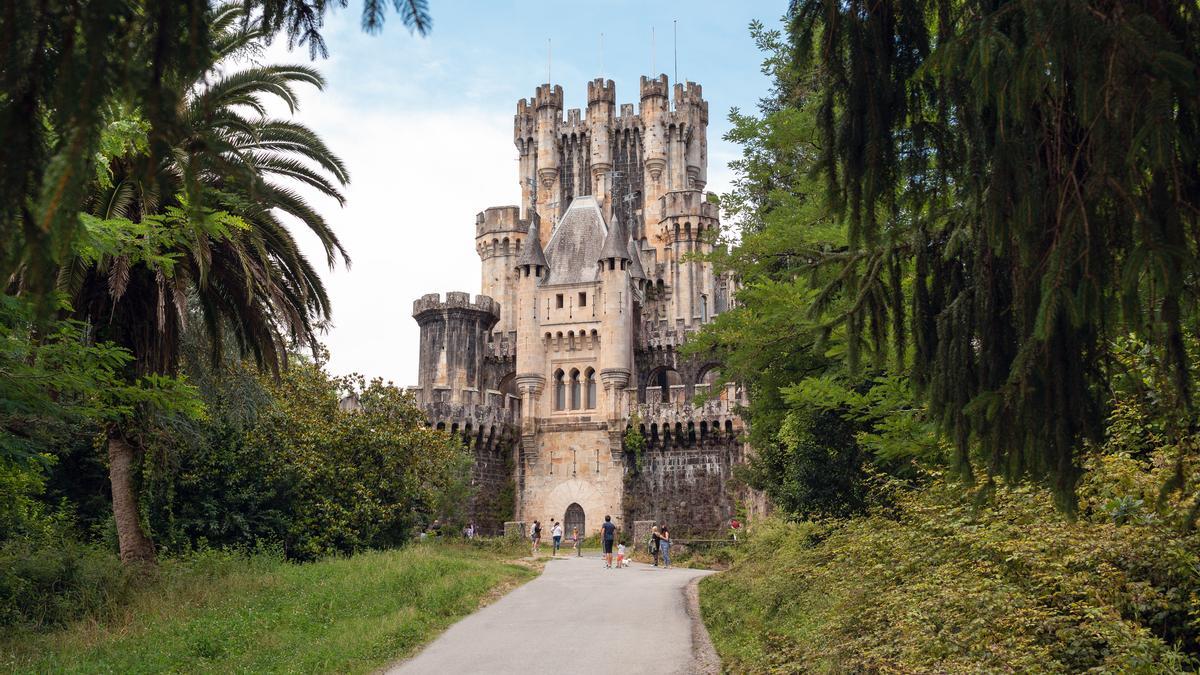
(266, 1, 785, 385)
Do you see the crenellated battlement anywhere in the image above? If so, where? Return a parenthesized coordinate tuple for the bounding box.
(412, 292, 500, 321)
(534, 83, 564, 111)
(475, 205, 528, 238)
(659, 189, 720, 222)
(639, 74, 669, 101)
(565, 108, 583, 127)
(587, 77, 616, 104)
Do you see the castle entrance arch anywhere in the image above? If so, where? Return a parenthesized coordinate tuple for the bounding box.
(564, 503, 585, 540)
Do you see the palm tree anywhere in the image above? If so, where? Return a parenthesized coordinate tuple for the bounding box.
(63, 4, 350, 565)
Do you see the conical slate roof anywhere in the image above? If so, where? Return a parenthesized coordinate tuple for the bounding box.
(516, 212, 548, 271)
(627, 235, 646, 279)
(599, 213, 631, 263)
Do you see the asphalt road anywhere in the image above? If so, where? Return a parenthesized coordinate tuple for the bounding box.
(388, 553, 716, 675)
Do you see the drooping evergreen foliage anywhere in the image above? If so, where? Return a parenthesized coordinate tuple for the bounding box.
(781, 0, 1200, 509)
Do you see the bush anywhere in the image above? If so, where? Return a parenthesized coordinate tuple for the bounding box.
(0, 528, 130, 629)
(701, 476, 1200, 673)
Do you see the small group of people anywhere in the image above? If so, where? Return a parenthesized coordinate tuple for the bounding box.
(529, 519, 581, 557)
(529, 514, 672, 569)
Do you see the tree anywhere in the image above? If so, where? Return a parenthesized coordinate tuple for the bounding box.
(784, 0, 1200, 512)
(57, 5, 351, 564)
(1, 0, 430, 309)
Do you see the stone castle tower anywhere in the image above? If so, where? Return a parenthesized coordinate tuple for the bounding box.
(410, 75, 748, 537)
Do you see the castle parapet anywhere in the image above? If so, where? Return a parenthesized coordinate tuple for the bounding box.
(412, 292, 499, 320)
(587, 78, 616, 105)
(475, 205, 528, 238)
(535, 83, 563, 111)
(659, 189, 719, 223)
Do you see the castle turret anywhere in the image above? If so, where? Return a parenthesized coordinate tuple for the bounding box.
(587, 78, 616, 215)
(674, 81, 709, 191)
(639, 74, 670, 252)
(597, 215, 633, 420)
(475, 206, 527, 334)
(661, 189, 720, 326)
(513, 215, 548, 433)
(412, 292, 500, 406)
(534, 84, 563, 241)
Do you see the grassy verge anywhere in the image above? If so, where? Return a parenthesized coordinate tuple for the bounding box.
(1, 540, 536, 674)
(700, 479, 1199, 673)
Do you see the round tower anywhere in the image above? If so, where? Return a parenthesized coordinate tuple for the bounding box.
(514, 98, 538, 219)
(475, 206, 527, 335)
(597, 215, 633, 420)
(412, 292, 500, 406)
(587, 78, 616, 214)
(513, 215, 549, 425)
(534, 84, 563, 240)
(639, 74, 670, 243)
(674, 81, 709, 191)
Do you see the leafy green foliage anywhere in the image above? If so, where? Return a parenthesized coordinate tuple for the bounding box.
(1, 0, 431, 305)
(702, 475, 1200, 672)
(142, 351, 471, 560)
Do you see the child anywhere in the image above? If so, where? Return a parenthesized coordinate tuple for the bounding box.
(616, 542, 626, 568)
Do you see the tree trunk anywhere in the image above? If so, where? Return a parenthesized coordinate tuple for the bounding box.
(107, 429, 156, 565)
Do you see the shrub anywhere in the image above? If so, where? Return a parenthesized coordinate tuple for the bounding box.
(701, 477, 1200, 673)
(0, 528, 130, 629)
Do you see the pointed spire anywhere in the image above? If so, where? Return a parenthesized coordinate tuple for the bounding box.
(517, 212, 548, 273)
(627, 235, 646, 280)
(599, 213, 631, 264)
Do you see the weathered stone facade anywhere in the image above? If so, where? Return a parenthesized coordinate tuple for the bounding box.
(410, 75, 752, 537)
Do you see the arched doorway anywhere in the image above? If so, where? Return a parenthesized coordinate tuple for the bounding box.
(564, 503, 585, 539)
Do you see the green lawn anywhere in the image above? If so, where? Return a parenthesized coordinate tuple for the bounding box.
(0, 542, 536, 674)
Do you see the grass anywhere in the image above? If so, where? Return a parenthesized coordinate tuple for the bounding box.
(0, 540, 537, 674)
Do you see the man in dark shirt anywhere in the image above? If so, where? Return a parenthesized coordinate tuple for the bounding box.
(601, 515, 617, 568)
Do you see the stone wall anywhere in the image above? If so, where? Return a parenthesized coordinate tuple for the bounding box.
(621, 440, 740, 538)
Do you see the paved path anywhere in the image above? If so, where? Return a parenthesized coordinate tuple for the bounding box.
(389, 554, 715, 675)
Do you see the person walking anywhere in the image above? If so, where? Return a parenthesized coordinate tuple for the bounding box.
(601, 515, 617, 568)
(530, 520, 542, 557)
(650, 525, 662, 567)
(571, 526, 580, 557)
(659, 524, 671, 568)
(551, 520, 563, 556)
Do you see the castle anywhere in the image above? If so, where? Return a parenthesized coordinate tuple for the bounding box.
(410, 75, 750, 537)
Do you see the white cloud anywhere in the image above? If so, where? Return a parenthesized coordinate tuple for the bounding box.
(280, 94, 517, 386)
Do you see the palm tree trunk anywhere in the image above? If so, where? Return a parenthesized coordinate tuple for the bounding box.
(107, 428, 156, 565)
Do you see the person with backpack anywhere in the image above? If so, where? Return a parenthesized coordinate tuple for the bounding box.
(601, 515, 617, 568)
(530, 520, 542, 557)
(650, 525, 662, 567)
(658, 524, 671, 568)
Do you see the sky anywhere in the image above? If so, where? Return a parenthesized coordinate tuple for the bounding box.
(262, 1, 783, 386)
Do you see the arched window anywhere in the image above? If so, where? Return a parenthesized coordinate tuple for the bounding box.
(570, 369, 581, 410)
(585, 368, 597, 409)
(554, 370, 566, 410)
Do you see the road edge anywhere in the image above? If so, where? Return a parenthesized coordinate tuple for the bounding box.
(682, 574, 721, 675)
